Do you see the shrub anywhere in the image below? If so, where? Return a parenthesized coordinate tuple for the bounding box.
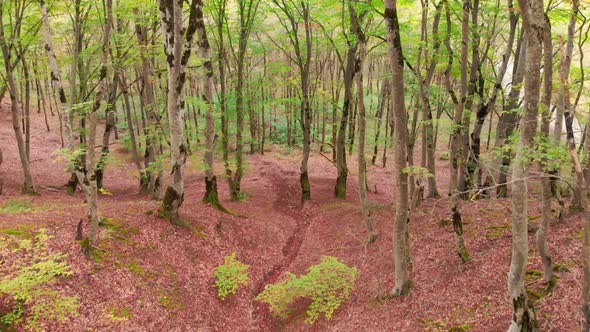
(256, 256, 357, 324)
(213, 252, 250, 300)
(0, 229, 79, 331)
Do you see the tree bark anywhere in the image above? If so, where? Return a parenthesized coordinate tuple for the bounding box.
(335, 26, 359, 198)
(134, 9, 163, 199)
(508, 0, 545, 330)
(385, 0, 411, 296)
(536, 14, 554, 286)
(158, 0, 200, 224)
(351, 1, 375, 243)
(195, 0, 226, 212)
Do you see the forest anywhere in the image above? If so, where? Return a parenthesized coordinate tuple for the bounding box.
(0, 0, 589, 330)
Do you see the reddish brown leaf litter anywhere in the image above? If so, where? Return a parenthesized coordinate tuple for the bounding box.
(0, 105, 584, 331)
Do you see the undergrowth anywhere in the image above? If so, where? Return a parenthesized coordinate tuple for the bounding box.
(213, 252, 250, 300)
(256, 256, 357, 324)
(0, 229, 79, 331)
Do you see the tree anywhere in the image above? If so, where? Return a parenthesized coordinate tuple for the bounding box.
(416, 0, 442, 199)
(507, 0, 545, 329)
(157, 0, 200, 224)
(350, 0, 376, 243)
(227, 0, 261, 200)
(134, 4, 164, 199)
(195, 0, 226, 212)
(384, 0, 411, 296)
(0, 0, 36, 195)
(268, 0, 313, 201)
(333, 4, 364, 199)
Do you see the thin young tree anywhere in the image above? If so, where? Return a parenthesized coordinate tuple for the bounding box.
(77, 0, 113, 255)
(269, 0, 313, 201)
(350, 0, 376, 243)
(384, 0, 411, 296)
(194, 0, 226, 212)
(0, 0, 36, 195)
(228, 0, 261, 200)
(334, 3, 365, 198)
(507, 0, 545, 329)
(134, 7, 163, 199)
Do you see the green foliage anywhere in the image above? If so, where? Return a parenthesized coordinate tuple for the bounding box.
(532, 134, 570, 171)
(0, 199, 34, 213)
(0, 224, 35, 238)
(213, 253, 250, 300)
(0, 229, 79, 331)
(403, 166, 433, 178)
(256, 256, 357, 324)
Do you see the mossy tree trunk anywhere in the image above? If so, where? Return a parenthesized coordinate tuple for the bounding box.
(195, 0, 227, 212)
(157, 0, 200, 224)
(508, 0, 545, 329)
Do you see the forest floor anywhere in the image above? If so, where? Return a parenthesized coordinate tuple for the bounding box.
(0, 104, 585, 331)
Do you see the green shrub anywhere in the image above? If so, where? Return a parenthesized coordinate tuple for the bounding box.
(256, 256, 357, 324)
(213, 252, 250, 300)
(0, 229, 79, 331)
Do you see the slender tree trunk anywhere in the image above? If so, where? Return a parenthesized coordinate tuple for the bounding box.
(508, 1, 545, 329)
(471, 0, 517, 191)
(335, 32, 358, 198)
(446, 0, 471, 264)
(0, 2, 36, 195)
(33, 62, 51, 132)
(134, 10, 163, 199)
(417, 0, 442, 198)
(195, 0, 226, 212)
(229, 0, 260, 200)
(536, 16, 554, 286)
(488, 31, 527, 198)
(385, 0, 411, 296)
(21, 58, 31, 160)
(78, 0, 113, 255)
(372, 80, 388, 166)
(350, 2, 375, 243)
(556, 1, 580, 210)
(95, 74, 119, 190)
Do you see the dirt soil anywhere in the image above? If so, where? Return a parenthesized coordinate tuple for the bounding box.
(0, 104, 584, 331)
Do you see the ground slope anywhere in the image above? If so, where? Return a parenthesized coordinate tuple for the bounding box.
(0, 105, 585, 331)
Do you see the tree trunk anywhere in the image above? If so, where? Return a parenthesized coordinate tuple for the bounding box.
(555, 1, 580, 209)
(536, 16, 554, 286)
(134, 9, 163, 199)
(335, 32, 358, 198)
(0, 2, 36, 195)
(158, 0, 200, 224)
(95, 74, 119, 190)
(385, 0, 411, 296)
(470, 0, 517, 192)
(351, 2, 375, 243)
(195, 0, 226, 212)
(508, 1, 545, 329)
